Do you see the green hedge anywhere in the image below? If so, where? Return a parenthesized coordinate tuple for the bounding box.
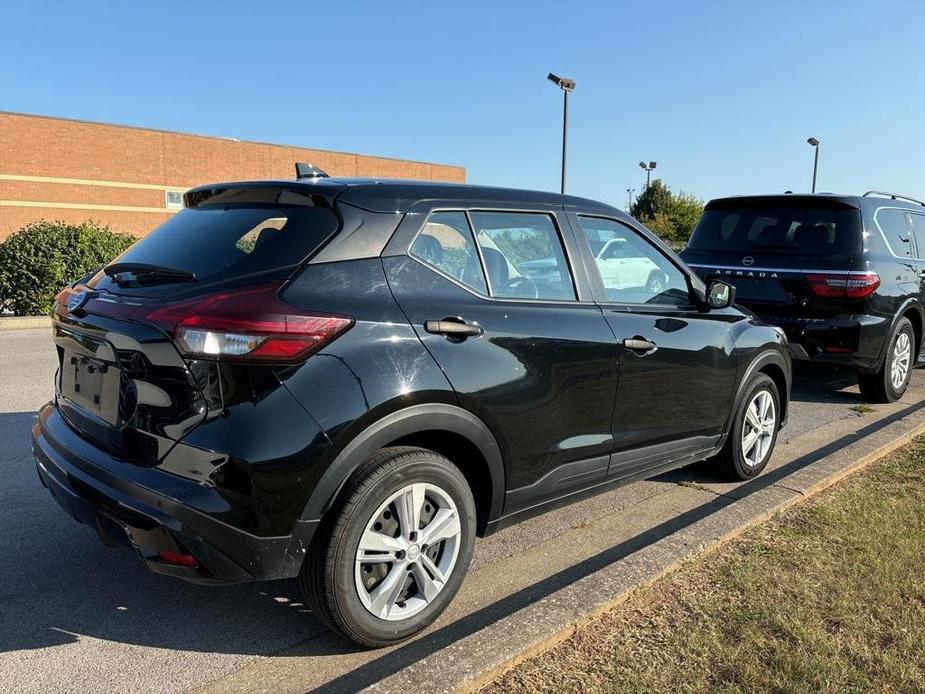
(0, 220, 136, 316)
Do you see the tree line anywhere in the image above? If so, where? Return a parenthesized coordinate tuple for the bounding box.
(629, 179, 703, 250)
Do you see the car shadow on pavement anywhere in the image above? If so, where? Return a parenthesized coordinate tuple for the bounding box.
(789, 363, 865, 404)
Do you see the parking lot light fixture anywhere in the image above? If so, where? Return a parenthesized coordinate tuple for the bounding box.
(547, 73, 576, 195)
(807, 137, 820, 193)
(639, 161, 657, 189)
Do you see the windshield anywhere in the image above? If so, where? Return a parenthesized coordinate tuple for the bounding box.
(93, 187, 338, 290)
(688, 200, 862, 259)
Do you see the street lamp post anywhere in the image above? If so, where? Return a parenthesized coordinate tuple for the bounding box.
(807, 137, 820, 193)
(626, 188, 635, 211)
(547, 73, 576, 194)
(639, 160, 657, 189)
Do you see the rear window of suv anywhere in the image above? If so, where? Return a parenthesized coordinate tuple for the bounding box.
(688, 198, 862, 259)
(94, 186, 339, 290)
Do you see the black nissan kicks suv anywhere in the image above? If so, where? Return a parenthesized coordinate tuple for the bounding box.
(682, 192, 925, 402)
(33, 175, 790, 646)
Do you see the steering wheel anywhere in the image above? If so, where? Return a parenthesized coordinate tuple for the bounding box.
(506, 275, 540, 299)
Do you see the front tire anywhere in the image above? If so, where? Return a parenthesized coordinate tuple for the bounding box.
(713, 372, 780, 481)
(858, 317, 914, 403)
(300, 446, 476, 647)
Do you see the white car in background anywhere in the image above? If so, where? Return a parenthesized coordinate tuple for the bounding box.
(595, 237, 668, 293)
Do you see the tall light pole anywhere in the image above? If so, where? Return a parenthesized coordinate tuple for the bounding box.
(639, 160, 657, 189)
(626, 188, 635, 211)
(548, 73, 576, 194)
(807, 137, 820, 193)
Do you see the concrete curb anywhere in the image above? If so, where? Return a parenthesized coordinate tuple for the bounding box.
(375, 403, 925, 694)
(0, 316, 51, 331)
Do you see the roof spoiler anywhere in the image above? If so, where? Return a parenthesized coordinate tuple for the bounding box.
(295, 162, 329, 179)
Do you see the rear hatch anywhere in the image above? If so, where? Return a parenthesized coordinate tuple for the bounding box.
(52, 184, 342, 464)
(681, 196, 873, 325)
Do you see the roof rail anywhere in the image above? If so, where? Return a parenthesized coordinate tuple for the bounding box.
(863, 191, 925, 207)
(295, 162, 329, 179)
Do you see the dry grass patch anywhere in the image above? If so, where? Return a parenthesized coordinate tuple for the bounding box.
(487, 440, 925, 693)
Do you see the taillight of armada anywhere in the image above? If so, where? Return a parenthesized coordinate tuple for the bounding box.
(806, 272, 880, 299)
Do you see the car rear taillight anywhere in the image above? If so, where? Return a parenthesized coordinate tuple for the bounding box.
(806, 272, 880, 299)
(146, 283, 353, 362)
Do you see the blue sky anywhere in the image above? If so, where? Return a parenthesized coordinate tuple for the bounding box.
(2, 1, 923, 208)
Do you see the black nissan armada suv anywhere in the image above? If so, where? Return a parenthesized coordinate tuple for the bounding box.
(683, 192, 925, 402)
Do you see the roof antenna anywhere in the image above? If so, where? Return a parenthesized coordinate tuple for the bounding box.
(295, 162, 329, 179)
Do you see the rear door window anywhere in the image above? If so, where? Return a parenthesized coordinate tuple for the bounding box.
(410, 211, 488, 294)
(469, 211, 576, 300)
(906, 213, 925, 258)
(94, 187, 339, 290)
(876, 208, 921, 258)
(876, 209, 914, 257)
(688, 199, 862, 260)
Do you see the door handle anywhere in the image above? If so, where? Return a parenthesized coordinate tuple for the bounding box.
(623, 337, 657, 354)
(424, 318, 483, 339)
(919, 270, 925, 279)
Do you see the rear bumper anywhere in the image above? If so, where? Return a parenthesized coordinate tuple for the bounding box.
(32, 403, 317, 584)
(754, 312, 890, 372)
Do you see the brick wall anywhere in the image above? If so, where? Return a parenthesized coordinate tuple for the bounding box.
(0, 111, 465, 242)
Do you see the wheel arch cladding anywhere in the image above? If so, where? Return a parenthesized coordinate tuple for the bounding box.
(732, 348, 790, 430)
(876, 300, 923, 367)
(300, 404, 505, 536)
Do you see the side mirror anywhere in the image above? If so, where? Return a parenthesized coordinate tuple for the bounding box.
(707, 280, 736, 310)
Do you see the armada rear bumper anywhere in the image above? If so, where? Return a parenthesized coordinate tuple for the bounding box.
(759, 313, 890, 372)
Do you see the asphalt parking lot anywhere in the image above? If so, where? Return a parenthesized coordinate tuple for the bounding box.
(0, 327, 901, 693)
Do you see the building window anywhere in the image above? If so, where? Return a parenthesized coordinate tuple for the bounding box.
(165, 190, 185, 210)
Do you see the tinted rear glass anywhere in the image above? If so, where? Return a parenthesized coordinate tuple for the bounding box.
(98, 187, 338, 287)
(688, 199, 861, 259)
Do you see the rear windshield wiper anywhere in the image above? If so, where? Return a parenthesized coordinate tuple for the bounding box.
(104, 262, 196, 285)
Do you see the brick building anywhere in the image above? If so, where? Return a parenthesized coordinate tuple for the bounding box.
(0, 111, 465, 242)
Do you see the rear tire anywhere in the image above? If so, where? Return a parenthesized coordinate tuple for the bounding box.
(857, 317, 914, 403)
(300, 446, 476, 647)
(713, 373, 780, 481)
